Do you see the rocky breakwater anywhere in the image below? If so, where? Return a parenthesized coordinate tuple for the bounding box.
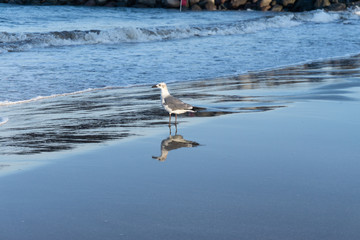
(1, 0, 359, 11)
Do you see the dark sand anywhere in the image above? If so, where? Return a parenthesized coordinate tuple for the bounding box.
(0, 56, 360, 239)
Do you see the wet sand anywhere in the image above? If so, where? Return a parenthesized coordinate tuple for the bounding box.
(0, 56, 360, 239)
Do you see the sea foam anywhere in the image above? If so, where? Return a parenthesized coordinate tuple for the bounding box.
(0, 15, 307, 53)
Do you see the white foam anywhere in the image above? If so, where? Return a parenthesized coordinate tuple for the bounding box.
(310, 10, 340, 23)
(0, 87, 113, 107)
(0, 117, 9, 126)
(354, 6, 360, 16)
(0, 16, 304, 54)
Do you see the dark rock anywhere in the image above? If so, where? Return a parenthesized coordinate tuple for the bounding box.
(191, 2, 202, 8)
(244, 2, 257, 9)
(258, 0, 271, 7)
(351, 1, 360, 6)
(229, 0, 247, 8)
(8, 0, 26, 3)
(95, 0, 108, 4)
(136, 0, 156, 6)
(104, 0, 117, 5)
(260, 4, 271, 10)
(204, 1, 216, 9)
(189, 0, 200, 5)
(115, 0, 128, 6)
(293, 0, 314, 11)
(44, 0, 59, 4)
(30, 0, 44, 4)
(326, 2, 346, 9)
(126, 0, 136, 6)
(281, 0, 296, 7)
(162, 0, 179, 7)
(85, 0, 96, 5)
(314, 0, 331, 8)
(75, 0, 87, 4)
(271, 3, 283, 10)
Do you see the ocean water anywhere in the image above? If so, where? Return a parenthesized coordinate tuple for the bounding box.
(0, 4, 360, 158)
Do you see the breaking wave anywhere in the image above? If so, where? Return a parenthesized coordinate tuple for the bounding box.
(0, 10, 345, 53)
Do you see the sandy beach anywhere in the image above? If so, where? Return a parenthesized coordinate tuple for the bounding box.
(0, 55, 360, 239)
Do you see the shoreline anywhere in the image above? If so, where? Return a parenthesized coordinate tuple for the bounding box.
(0, 92, 359, 239)
(1, 0, 360, 12)
(0, 54, 359, 175)
(0, 53, 359, 239)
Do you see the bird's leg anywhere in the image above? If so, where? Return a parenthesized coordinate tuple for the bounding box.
(175, 114, 178, 124)
(169, 113, 171, 126)
(175, 123, 178, 135)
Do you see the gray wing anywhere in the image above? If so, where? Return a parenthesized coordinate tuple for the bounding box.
(164, 95, 193, 111)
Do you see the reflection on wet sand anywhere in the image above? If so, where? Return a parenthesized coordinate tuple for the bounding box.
(0, 55, 359, 156)
(152, 125, 200, 162)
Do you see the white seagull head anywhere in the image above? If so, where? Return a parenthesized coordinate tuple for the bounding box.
(152, 82, 168, 90)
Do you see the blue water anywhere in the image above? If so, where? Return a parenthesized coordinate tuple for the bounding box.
(0, 4, 360, 157)
(1, 5, 360, 102)
(1, 5, 360, 240)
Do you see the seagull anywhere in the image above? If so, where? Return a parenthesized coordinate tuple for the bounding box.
(152, 82, 197, 124)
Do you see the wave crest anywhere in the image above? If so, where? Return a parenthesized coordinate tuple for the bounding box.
(0, 10, 352, 53)
(0, 15, 298, 53)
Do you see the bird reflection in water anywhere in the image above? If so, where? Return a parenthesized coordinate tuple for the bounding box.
(152, 125, 200, 161)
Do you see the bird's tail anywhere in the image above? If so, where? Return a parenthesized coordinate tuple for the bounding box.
(192, 106, 206, 112)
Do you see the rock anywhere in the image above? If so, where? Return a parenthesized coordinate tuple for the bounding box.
(44, 0, 59, 4)
(126, 0, 136, 6)
(136, 0, 156, 6)
(204, 1, 217, 9)
(95, 0, 108, 5)
(191, 3, 202, 8)
(189, 0, 200, 5)
(104, 0, 117, 5)
(271, 3, 283, 10)
(115, 0, 128, 6)
(75, 0, 87, 4)
(293, 0, 314, 11)
(85, 0, 96, 5)
(260, 4, 271, 10)
(326, 2, 347, 9)
(163, 0, 179, 7)
(198, 0, 212, 7)
(258, 0, 271, 7)
(229, 0, 247, 8)
(8, 0, 26, 3)
(314, 0, 331, 8)
(281, 0, 296, 6)
(30, 0, 44, 4)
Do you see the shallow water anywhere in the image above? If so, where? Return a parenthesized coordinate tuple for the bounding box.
(0, 6, 360, 239)
(0, 90, 359, 240)
(0, 5, 360, 159)
(0, 55, 359, 159)
(1, 5, 360, 101)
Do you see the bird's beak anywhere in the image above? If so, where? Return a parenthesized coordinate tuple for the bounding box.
(152, 85, 158, 88)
